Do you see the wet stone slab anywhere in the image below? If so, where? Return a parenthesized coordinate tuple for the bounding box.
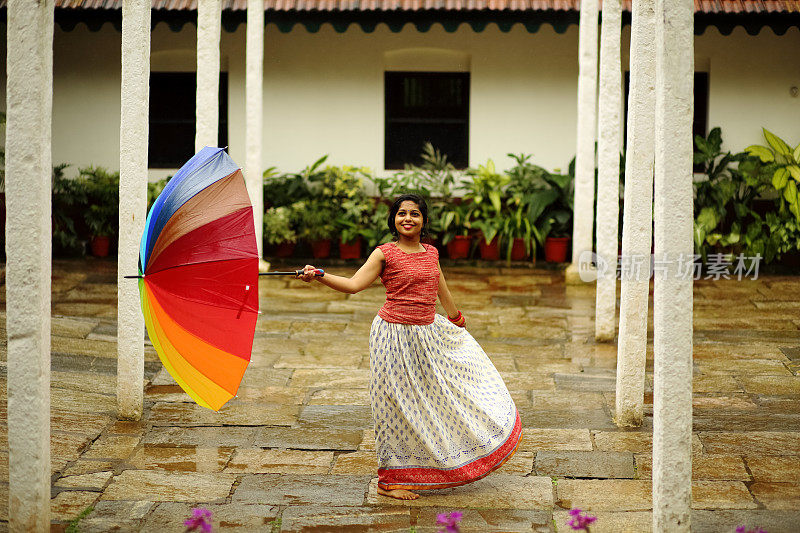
(142, 502, 279, 532)
(141, 426, 256, 448)
(297, 405, 375, 429)
(127, 446, 235, 473)
(149, 402, 299, 427)
(255, 427, 363, 451)
(50, 490, 101, 522)
(519, 428, 593, 452)
(593, 431, 703, 454)
(535, 450, 635, 479)
(692, 510, 800, 533)
(280, 505, 411, 533)
(692, 413, 800, 432)
(102, 470, 236, 502)
(331, 451, 378, 475)
(82, 435, 141, 460)
(54, 471, 114, 490)
(290, 368, 370, 389)
(415, 508, 553, 533)
(308, 388, 371, 405)
(367, 475, 554, 510)
(223, 449, 334, 474)
(634, 453, 750, 481)
(746, 455, 800, 481)
(520, 407, 616, 430)
(232, 474, 371, 506)
(76, 500, 154, 533)
(699, 431, 800, 455)
(749, 482, 800, 510)
(556, 479, 653, 511)
(552, 510, 652, 533)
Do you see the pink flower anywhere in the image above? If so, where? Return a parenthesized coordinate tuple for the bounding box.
(567, 509, 597, 531)
(736, 527, 767, 533)
(436, 511, 463, 533)
(184, 507, 213, 533)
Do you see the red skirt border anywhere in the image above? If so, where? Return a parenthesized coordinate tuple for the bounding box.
(377, 410, 523, 491)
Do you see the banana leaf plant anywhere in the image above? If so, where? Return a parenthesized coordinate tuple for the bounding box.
(746, 128, 800, 222)
(693, 127, 769, 262)
(463, 160, 510, 244)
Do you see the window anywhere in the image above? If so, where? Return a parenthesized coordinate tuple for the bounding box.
(148, 72, 228, 169)
(624, 71, 709, 172)
(384, 72, 469, 170)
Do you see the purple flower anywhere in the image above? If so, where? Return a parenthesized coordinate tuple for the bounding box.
(184, 507, 213, 533)
(436, 511, 463, 533)
(736, 527, 767, 533)
(567, 509, 597, 531)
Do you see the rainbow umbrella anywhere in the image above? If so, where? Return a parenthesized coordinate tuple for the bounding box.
(137, 147, 259, 411)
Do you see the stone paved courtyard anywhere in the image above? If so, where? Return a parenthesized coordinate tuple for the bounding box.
(1, 259, 800, 532)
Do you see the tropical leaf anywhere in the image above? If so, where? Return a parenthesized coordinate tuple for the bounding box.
(746, 145, 774, 163)
(784, 180, 800, 221)
(773, 168, 790, 190)
(763, 128, 792, 156)
(788, 165, 800, 182)
(794, 142, 800, 163)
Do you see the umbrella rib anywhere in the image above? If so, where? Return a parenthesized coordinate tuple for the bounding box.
(146, 256, 258, 277)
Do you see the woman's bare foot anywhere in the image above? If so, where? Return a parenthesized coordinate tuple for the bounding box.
(378, 487, 419, 500)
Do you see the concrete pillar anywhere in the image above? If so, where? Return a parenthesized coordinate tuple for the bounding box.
(5, 0, 54, 529)
(615, 0, 656, 428)
(246, 0, 264, 257)
(652, 0, 694, 529)
(195, 0, 221, 152)
(118, 0, 150, 420)
(566, 0, 599, 285)
(594, 0, 622, 341)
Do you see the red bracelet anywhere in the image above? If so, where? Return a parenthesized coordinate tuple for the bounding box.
(448, 311, 465, 327)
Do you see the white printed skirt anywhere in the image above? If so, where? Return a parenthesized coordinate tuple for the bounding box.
(369, 314, 522, 491)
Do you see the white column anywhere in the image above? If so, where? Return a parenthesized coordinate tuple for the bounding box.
(195, 0, 221, 152)
(594, 0, 622, 341)
(118, 0, 151, 420)
(615, 0, 656, 427)
(246, 0, 264, 257)
(5, 0, 54, 529)
(652, 0, 694, 529)
(566, 0, 599, 285)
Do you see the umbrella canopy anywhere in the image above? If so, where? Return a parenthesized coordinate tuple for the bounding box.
(138, 147, 259, 411)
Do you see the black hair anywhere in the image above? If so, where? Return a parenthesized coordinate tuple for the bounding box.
(387, 194, 429, 238)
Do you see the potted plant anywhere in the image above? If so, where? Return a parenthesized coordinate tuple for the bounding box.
(263, 206, 297, 257)
(439, 203, 471, 259)
(81, 166, 119, 258)
(503, 154, 557, 263)
(336, 197, 370, 259)
(311, 164, 371, 260)
(529, 159, 573, 263)
(464, 160, 510, 261)
(502, 204, 534, 262)
(299, 199, 338, 259)
(362, 201, 394, 253)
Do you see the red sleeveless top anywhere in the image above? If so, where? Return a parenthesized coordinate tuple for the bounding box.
(377, 242, 440, 325)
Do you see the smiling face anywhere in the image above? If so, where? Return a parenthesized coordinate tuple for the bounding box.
(394, 200, 424, 240)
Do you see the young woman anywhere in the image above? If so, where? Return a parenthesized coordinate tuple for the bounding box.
(297, 194, 521, 500)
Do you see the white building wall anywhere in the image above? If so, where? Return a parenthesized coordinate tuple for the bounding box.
(0, 21, 795, 177)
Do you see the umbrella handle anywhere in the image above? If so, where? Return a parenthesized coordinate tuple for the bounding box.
(258, 269, 325, 277)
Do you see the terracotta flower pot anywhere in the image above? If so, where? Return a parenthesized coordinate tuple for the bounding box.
(274, 241, 296, 258)
(446, 235, 471, 260)
(339, 239, 362, 260)
(545, 236, 571, 263)
(90, 235, 110, 258)
(311, 239, 332, 259)
(479, 236, 501, 261)
(510, 238, 528, 261)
